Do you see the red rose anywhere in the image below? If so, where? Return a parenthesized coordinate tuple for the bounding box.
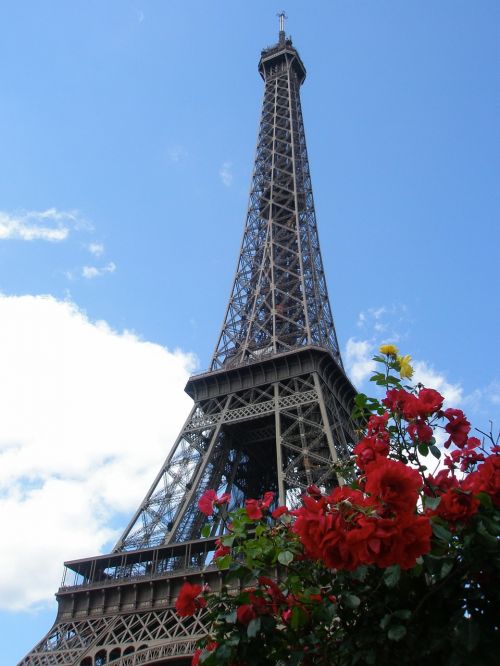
(425, 469, 458, 495)
(272, 505, 289, 518)
(245, 498, 263, 520)
(192, 642, 218, 665)
(407, 419, 433, 443)
(381, 514, 432, 569)
(445, 437, 485, 471)
(383, 388, 419, 420)
(443, 408, 471, 448)
(237, 604, 257, 625)
(435, 487, 479, 524)
(354, 435, 390, 469)
(366, 413, 390, 435)
(416, 388, 444, 416)
(175, 582, 206, 617)
(245, 492, 275, 520)
(198, 489, 218, 516)
(463, 455, 500, 506)
(198, 489, 231, 516)
(365, 458, 422, 514)
(213, 544, 230, 559)
(261, 491, 275, 509)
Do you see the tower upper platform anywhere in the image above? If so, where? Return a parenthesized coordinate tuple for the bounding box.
(258, 33, 307, 84)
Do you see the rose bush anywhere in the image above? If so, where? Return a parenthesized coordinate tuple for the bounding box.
(175, 347, 499, 665)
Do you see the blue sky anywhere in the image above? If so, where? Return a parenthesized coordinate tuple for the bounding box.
(1, 1, 498, 662)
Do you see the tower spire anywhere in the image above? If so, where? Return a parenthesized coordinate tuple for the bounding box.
(277, 10, 287, 43)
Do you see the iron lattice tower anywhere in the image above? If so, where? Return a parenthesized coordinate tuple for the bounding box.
(21, 20, 356, 666)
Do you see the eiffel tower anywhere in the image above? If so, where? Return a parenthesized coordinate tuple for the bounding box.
(20, 15, 356, 666)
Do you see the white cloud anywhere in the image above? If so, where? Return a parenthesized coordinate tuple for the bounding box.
(345, 338, 376, 386)
(356, 304, 409, 340)
(88, 242, 104, 257)
(0, 294, 196, 610)
(412, 360, 463, 406)
(219, 161, 233, 187)
(0, 208, 87, 242)
(82, 261, 116, 279)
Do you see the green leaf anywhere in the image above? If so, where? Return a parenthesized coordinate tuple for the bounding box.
(216, 554, 232, 570)
(429, 444, 441, 459)
(278, 550, 294, 566)
(440, 560, 454, 579)
(201, 524, 211, 538)
(372, 355, 386, 363)
(247, 617, 261, 638)
(477, 521, 498, 545)
(355, 393, 367, 406)
(417, 443, 429, 456)
(380, 613, 391, 630)
(424, 495, 441, 510)
(351, 565, 368, 581)
(393, 609, 411, 620)
(370, 373, 386, 383)
(221, 534, 235, 547)
(477, 491, 493, 508)
(344, 593, 361, 609)
(291, 605, 309, 630)
(432, 521, 452, 542)
(388, 625, 407, 641)
(383, 564, 401, 588)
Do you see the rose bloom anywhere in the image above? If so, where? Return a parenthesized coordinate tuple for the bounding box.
(407, 419, 433, 443)
(198, 489, 218, 516)
(463, 455, 500, 506)
(374, 514, 432, 569)
(354, 435, 390, 469)
(365, 458, 422, 514)
(197, 489, 231, 516)
(237, 604, 257, 625)
(435, 487, 480, 524)
(245, 498, 263, 520)
(443, 408, 471, 448)
(416, 388, 444, 416)
(383, 388, 419, 420)
(272, 505, 289, 519)
(175, 582, 206, 617)
(245, 491, 275, 519)
(192, 641, 218, 666)
(424, 469, 458, 496)
(366, 412, 390, 436)
(213, 543, 230, 559)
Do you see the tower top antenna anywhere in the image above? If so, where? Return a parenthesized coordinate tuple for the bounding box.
(277, 10, 287, 40)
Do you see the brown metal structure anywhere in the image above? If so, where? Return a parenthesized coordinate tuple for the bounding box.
(20, 18, 356, 666)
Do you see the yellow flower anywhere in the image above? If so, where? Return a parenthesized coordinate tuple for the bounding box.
(398, 355, 414, 379)
(379, 344, 398, 357)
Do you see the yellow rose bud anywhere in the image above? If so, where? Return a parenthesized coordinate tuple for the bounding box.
(379, 344, 398, 357)
(398, 354, 414, 379)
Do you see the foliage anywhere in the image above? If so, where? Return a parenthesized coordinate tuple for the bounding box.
(175, 347, 499, 665)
